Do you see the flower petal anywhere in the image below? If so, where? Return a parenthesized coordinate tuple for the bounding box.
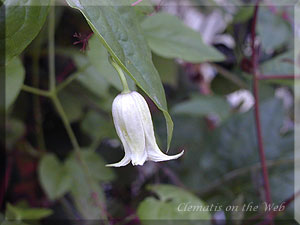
(131, 92, 184, 162)
(112, 92, 147, 166)
(147, 143, 184, 162)
(106, 154, 131, 167)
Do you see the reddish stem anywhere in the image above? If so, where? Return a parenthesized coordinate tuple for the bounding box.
(271, 191, 300, 217)
(251, 2, 273, 224)
(159, 165, 185, 188)
(91, 191, 113, 222)
(258, 75, 300, 80)
(131, 0, 143, 6)
(57, 61, 75, 83)
(0, 157, 13, 207)
(254, 191, 300, 225)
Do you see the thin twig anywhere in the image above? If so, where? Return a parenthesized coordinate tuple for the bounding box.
(159, 164, 185, 188)
(258, 75, 300, 80)
(22, 85, 51, 97)
(197, 158, 295, 196)
(271, 191, 300, 218)
(115, 213, 139, 225)
(51, 95, 112, 223)
(48, 3, 56, 91)
(251, 1, 273, 224)
(211, 63, 249, 89)
(46, 4, 111, 223)
(131, 0, 143, 6)
(60, 197, 81, 220)
(51, 95, 80, 150)
(32, 37, 46, 152)
(243, 191, 300, 225)
(252, 191, 300, 225)
(56, 63, 90, 93)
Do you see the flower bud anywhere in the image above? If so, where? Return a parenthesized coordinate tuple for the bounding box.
(107, 91, 184, 167)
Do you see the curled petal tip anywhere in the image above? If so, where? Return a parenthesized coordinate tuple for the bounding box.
(171, 149, 185, 159)
(106, 162, 129, 167)
(106, 156, 130, 167)
(178, 149, 185, 156)
(147, 149, 184, 162)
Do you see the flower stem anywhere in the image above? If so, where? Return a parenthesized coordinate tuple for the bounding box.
(109, 56, 130, 93)
(56, 63, 90, 93)
(32, 36, 46, 152)
(46, 4, 110, 221)
(22, 85, 51, 97)
(48, 2, 56, 92)
(51, 95, 81, 151)
(51, 95, 111, 222)
(210, 63, 248, 89)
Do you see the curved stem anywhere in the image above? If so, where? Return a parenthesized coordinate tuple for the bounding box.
(51, 95, 111, 223)
(109, 57, 130, 93)
(46, 4, 110, 222)
(51, 95, 80, 151)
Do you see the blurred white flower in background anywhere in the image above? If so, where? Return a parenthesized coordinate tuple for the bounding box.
(227, 90, 255, 112)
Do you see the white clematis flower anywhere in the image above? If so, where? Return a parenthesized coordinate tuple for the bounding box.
(107, 91, 184, 167)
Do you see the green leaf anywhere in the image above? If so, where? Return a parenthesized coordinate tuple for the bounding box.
(70, 179, 105, 220)
(5, 118, 25, 149)
(260, 50, 294, 85)
(214, 98, 289, 165)
(65, 149, 113, 219)
(141, 12, 225, 63)
(81, 110, 117, 141)
(6, 203, 52, 220)
(38, 154, 72, 200)
(153, 54, 178, 87)
(211, 75, 240, 95)
(3, 57, 25, 111)
(66, 149, 115, 182)
(87, 35, 135, 91)
(171, 95, 231, 120)
(233, 6, 254, 23)
(137, 184, 211, 222)
(58, 89, 84, 123)
(76, 66, 110, 99)
(1, 0, 50, 65)
(66, 0, 174, 150)
(269, 163, 294, 206)
(257, 7, 291, 52)
(261, 50, 293, 75)
(55, 48, 111, 98)
(132, 0, 154, 20)
(70, 50, 110, 99)
(179, 98, 292, 192)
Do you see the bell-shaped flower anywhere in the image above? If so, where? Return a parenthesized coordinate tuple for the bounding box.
(107, 91, 184, 167)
